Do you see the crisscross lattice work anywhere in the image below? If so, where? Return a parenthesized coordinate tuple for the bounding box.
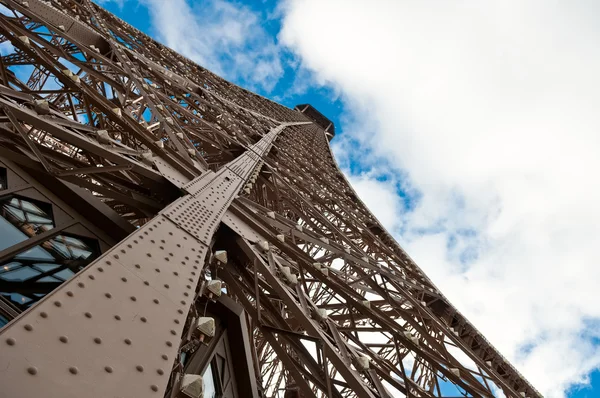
(0, 1, 539, 398)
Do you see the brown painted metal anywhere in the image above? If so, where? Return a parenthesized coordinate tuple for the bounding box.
(0, 1, 540, 398)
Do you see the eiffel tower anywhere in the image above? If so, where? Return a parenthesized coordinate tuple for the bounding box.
(0, 1, 540, 397)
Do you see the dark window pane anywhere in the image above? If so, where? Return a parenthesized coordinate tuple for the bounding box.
(0, 196, 55, 247)
(0, 193, 101, 320)
(0, 233, 100, 310)
(0, 168, 6, 191)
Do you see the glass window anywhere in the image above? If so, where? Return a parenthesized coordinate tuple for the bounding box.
(0, 216, 32, 252)
(0, 167, 6, 191)
(0, 266, 40, 281)
(0, 196, 55, 253)
(202, 363, 217, 398)
(15, 245, 55, 261)
(0, 195, 101, 312)
(33, 263, 60, 272)
(37, 276, 61, 283)
(6, 293, 32, 305)
(53, 268, 75, 281)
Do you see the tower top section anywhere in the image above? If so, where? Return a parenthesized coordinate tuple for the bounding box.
(295, 104, 335, 138)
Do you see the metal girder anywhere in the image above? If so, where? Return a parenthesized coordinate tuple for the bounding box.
(0, 120, 302, 397)
(221, 123, 541, 398)
(0, 1, 540, 398)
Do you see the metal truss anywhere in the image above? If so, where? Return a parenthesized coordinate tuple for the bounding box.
(0, 1, 541, 398)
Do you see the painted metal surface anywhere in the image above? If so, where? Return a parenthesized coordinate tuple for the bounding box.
(0, 121, 295, 397)
(0, 1, 541, 397)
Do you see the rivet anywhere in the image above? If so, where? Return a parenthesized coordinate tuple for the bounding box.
(170, 330, 176, 336)
(27, 366, 38, 375)
(130, 296, 137, 302)
(184, 292, 189, 297)
(151, 385, 158, 392)
(135, 264, 141, 269)
(94, 337, 102, 344)
(153, 299, 159, 304)
(69, 366, 78, 375)
(173, 272, 179, 276)
(105, 366, 113, 373)
(78, 282, 85, 288)
(157, 369, 164, 375)
(39, 312, 48, 318)
(105, 293, 112, 298)
(6, 337, 15, 346)
(59, 336, 68, 343)
(24, 324, 33, 331)
(66, 291, 74, 297)
(155, 268, 160, 273)
(113, 254, 119, 259)
(106, 261, 112, 266)
(161, 354, 168, 360)
(136, 365, 144, 372)
(180, 300, 185, 305)
(85, 312, 92, 318)
(164, 284, 169, 289)
(115, 315, 121, 321)
(54, 301, 61, 307)
(141, 317, 147, 323)
(124, 338, 132, 345)
(88, 275, 95, 280)
(166, 341, 172, 347)
(144, 281, 150, 286)
(177, 309, 184, 314)
(147, 253, 152, 257)
(121, 277, 127, 282)
(98, 267, 104, 272)
(174, 319, 180, 324)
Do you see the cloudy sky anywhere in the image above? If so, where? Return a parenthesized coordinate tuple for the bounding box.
(98, 1, 600, 396)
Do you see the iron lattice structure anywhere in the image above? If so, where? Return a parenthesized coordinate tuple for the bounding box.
(0, 1, 541, 398)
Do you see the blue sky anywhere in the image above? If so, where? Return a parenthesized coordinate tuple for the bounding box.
(97, 1, 600, 397)
(99, 0, 345, 126)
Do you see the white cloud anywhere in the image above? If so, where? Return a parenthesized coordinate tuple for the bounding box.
(281, 0, 600, 396)
(111, 0, 285, 92)
(344, 172, 403, 233)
